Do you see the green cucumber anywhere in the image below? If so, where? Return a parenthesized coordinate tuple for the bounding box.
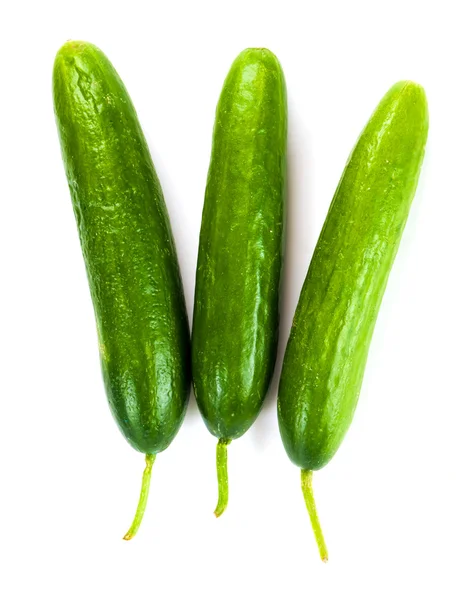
(53, 41, 191, 538)
(277, 81, 428, 560)
(192, 48, 287, 516)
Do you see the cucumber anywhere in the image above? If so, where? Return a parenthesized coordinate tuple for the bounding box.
(53, 41, 191, 538)
(277, 81, 428, 560)
(192, 48, 287, 516)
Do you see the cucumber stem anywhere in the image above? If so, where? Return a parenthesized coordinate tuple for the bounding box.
(301, 469, 328, 562)
(123, 454, 156, 540)
(214, 439, 231, 517)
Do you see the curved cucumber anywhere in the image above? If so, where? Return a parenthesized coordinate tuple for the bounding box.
(192, 48, 287, 514)
(53, 41, 191, 537)
(278, 81, 428, 559)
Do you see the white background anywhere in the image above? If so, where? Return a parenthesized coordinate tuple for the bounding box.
(0, 0, 456, 598)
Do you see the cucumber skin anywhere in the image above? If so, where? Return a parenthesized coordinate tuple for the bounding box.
(192, 49, 287, 440)
(53, 41, 191, 455)
(278, 82, 428, 471)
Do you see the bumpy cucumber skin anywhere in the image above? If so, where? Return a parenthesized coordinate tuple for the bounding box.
(278, 81, 428, 471)
(53, 41, 190, 455)
(192, 49, 287, 440)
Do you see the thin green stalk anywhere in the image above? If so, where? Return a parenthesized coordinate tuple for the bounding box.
(214, 439, 231, 517)
(123, 454, 156, 540)
(301, 469, 328, 562)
